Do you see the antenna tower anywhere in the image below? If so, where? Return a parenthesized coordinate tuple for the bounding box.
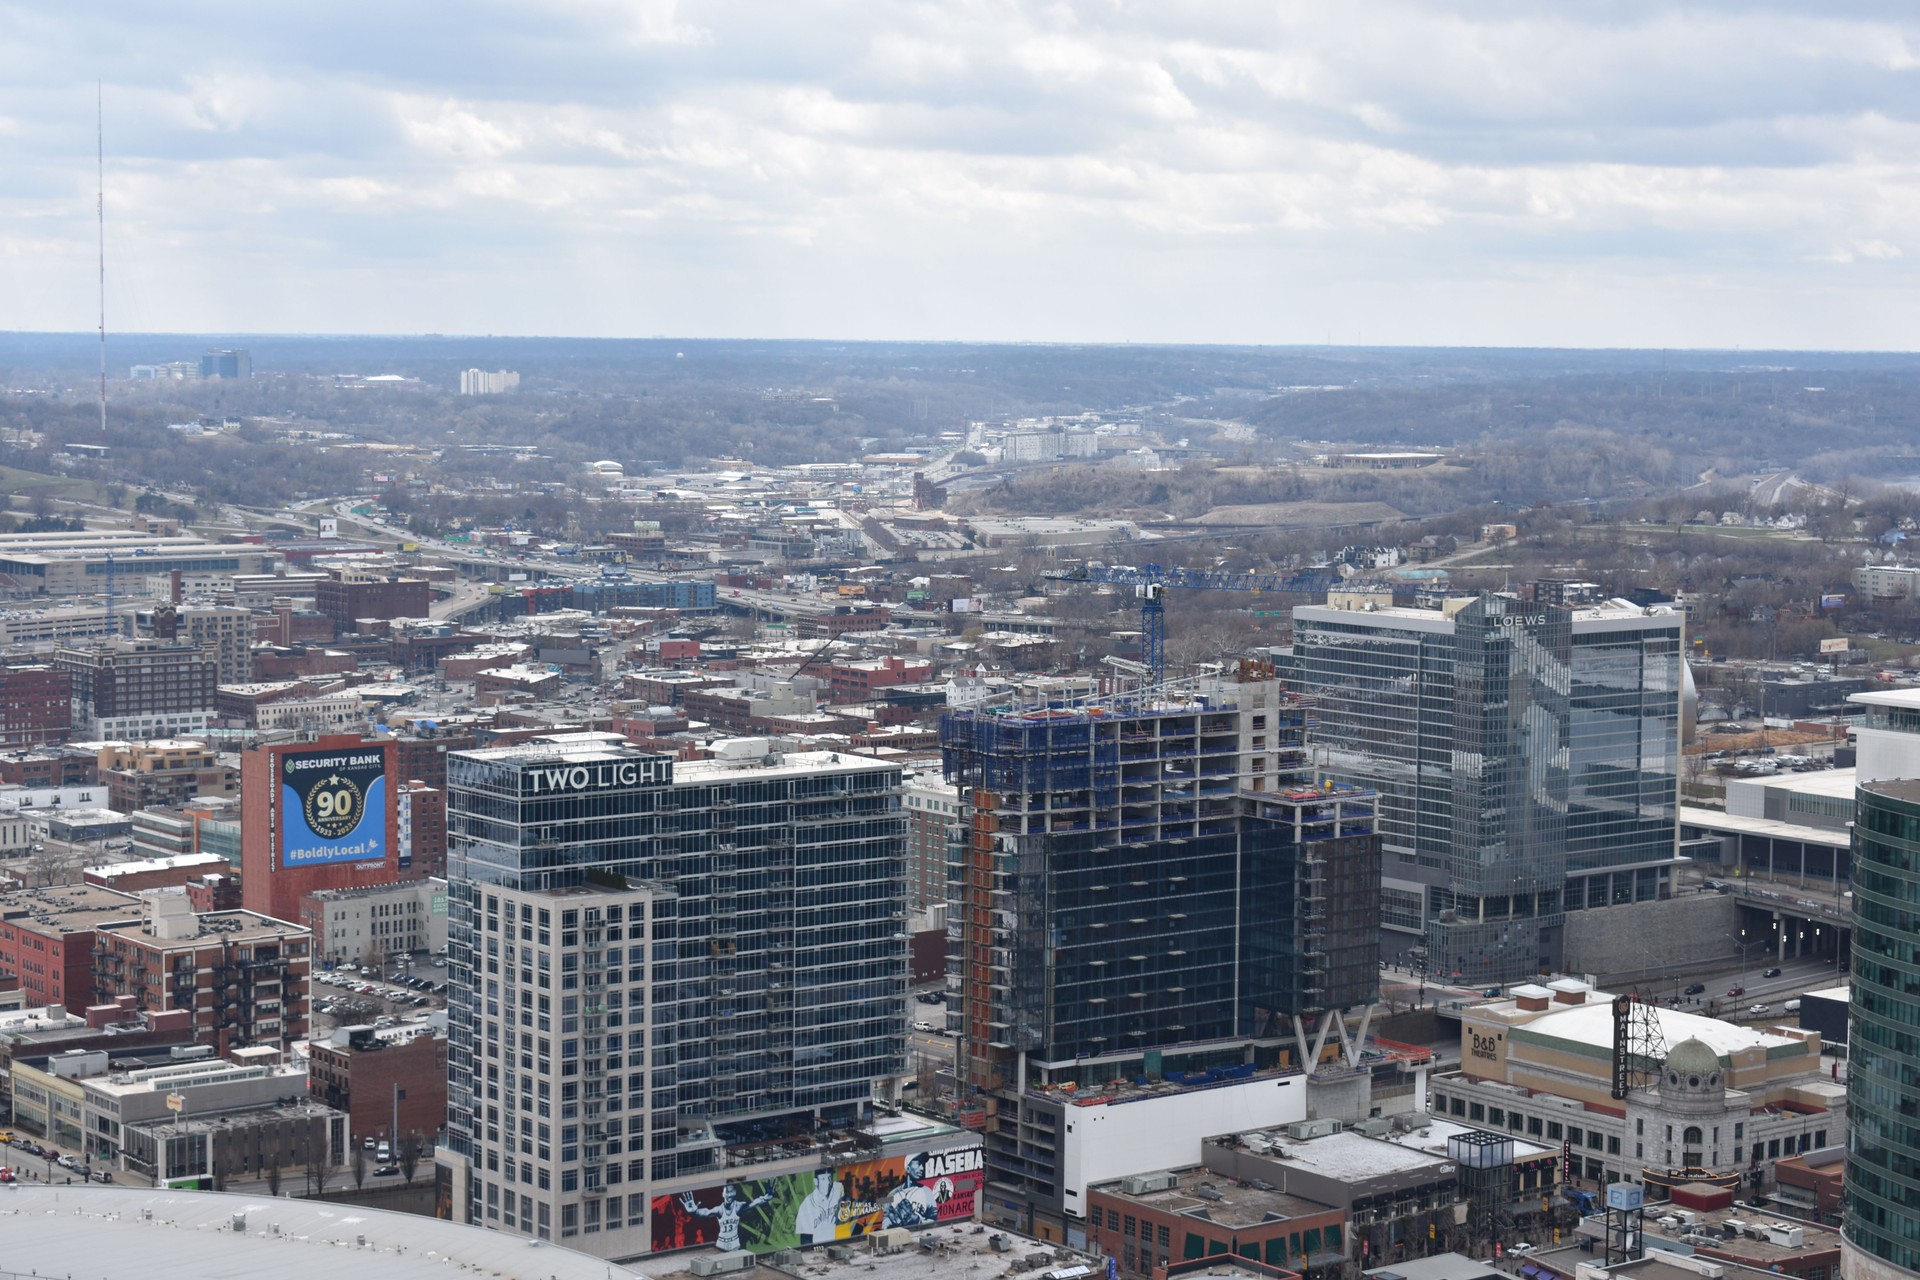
(97, 81, 107, 439)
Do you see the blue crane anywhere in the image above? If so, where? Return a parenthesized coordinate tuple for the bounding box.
(1052, 563, 1349, 682)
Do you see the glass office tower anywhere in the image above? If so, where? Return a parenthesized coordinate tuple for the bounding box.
(1294, 594, 1682, 982)
(1846, 779, 1920, 1280)
(438, 733, 908, 1256)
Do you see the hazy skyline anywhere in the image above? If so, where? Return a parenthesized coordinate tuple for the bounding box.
(5, 2, 1919, 349)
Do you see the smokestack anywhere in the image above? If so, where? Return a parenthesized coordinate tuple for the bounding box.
(170, 570, 183, 605)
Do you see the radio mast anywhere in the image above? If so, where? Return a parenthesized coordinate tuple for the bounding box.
(97, 81, 107, 438)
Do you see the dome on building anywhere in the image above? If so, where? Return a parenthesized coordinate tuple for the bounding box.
(1663, 1038, 1725, 1093)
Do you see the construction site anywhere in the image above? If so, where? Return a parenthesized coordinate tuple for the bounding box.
(937, 668, 1408, 1240)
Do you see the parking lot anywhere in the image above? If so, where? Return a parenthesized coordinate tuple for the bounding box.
(311, 950, 449, 1037)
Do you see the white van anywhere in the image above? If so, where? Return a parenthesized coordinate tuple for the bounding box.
(1784, 999, 1801, 1013)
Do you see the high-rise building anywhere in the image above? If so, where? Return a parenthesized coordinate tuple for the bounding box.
(938, 671, 1383, 1235)
(199, 348, 251, 379)
(240, 735, 404, 924)
(458, 368, 520, 395)
(1292, 593, 1684, 982)
(439, 733, 953, 1258)
(52, 638, 220, 739)
(1846, 777, 1920, 1280)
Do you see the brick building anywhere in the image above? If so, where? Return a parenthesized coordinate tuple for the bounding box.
(0, 665, 72, 748)
(52, 638, 220, 739)
(83, 851, 232, 893)
(0, 748, 96, 789)
(239, 734, 404, 924)
(92, 895, 312, 1055)
(315, 568, 431, 636)
(100, 738, 239, 815)
(396, 779, 446, 876)
(0, 883, 143, 1012)
(1088, 1169, 1344, 1280)
(308, 1024, 449, 1146)
(393, 729, 479, 794)
(826, 654, 933, 705)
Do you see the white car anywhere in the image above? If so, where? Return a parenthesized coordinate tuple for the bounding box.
(1748, 1003, 1770, 1017)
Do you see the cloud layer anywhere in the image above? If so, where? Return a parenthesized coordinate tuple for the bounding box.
(5, 1, 1919, 347)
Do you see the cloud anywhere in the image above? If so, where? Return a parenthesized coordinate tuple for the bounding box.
(1, 0, 1918, 347)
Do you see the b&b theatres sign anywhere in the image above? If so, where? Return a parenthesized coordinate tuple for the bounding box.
(520, 757, 670, 796)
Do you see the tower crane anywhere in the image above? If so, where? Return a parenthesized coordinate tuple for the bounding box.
(1052, 562, 1352, 682)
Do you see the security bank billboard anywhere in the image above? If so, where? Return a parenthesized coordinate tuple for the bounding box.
(650, 1145, 983, 1254)
(280, 746, 388, 867)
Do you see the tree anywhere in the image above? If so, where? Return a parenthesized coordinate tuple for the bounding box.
(352, 1144, 368, 1190)
(266, 1158, 282, 1197)
(307, 1152, 336, 1199)
(398, 1131, 422, 1185)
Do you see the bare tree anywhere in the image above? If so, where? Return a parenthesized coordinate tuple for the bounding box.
(398, 1131, 422, 1185)
(266, 1158, 282, 1197)
(307, 1152, 336, 1199)
(351, 1144, 368, 1190)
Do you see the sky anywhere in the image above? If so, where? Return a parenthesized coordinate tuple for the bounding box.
(4, 1, 1920, 348)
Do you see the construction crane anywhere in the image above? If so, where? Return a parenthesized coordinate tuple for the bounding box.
(1054, 562, 1349, 682)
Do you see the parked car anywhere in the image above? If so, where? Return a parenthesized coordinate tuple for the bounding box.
(1762, 966, 1783, 978)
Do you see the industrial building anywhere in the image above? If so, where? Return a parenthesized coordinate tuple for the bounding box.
(938, 669, 1386, 1240)
(0, 530, 280, 595)
(1292, 593, 1685, 982)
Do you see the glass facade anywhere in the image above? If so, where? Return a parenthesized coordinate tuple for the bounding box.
(443, 742, 909, 1246)
(1295, 595, 1683, 983)
(1847, 780, 1920, 1276)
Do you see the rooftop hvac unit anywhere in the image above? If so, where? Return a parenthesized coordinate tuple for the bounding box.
(689, 1251, 757, 1275)
(825, 1245, 856, 1261)
(1122, 1171, 1178, 1194)
(1285, 1119, 1343, 1140)
(868, 1228, 914, 1254)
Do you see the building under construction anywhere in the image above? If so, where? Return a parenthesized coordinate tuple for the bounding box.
(939, 668, 1384, 1236)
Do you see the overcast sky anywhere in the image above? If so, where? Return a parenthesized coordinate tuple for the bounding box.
(5, 2, 1919, 348)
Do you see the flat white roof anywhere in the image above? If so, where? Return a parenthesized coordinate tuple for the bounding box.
(1679, 805, 1851, 847)
(85, 851, 229, 877)
(0, 1185, 647, 1280)
(1507, 998, 1810, 1061)
(1849, 687, 1920, 709)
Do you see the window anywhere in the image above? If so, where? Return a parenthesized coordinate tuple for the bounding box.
(1489, 1108, 1505, 1126)
(1547, 1122, 1562, 1140)
(1469, 1103, 1485, 1121)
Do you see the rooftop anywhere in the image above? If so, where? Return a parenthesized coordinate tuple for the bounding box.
(1364, 1253, 1506, 1280)
(98, 908, 311, 948)
(0, 882, 144, 934)
(1091, 1166, 1336, 1227)
(0, 1185, 645, 1280)
(648, 1219, 1089, 1280)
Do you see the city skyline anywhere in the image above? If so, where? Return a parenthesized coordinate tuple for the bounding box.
(4, 3, 1919, 348)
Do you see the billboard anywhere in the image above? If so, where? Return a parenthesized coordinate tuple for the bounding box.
(1819, 637, 1850, 655)
(650, 1145, 983, 1255)
(279, 746, 388, 867)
